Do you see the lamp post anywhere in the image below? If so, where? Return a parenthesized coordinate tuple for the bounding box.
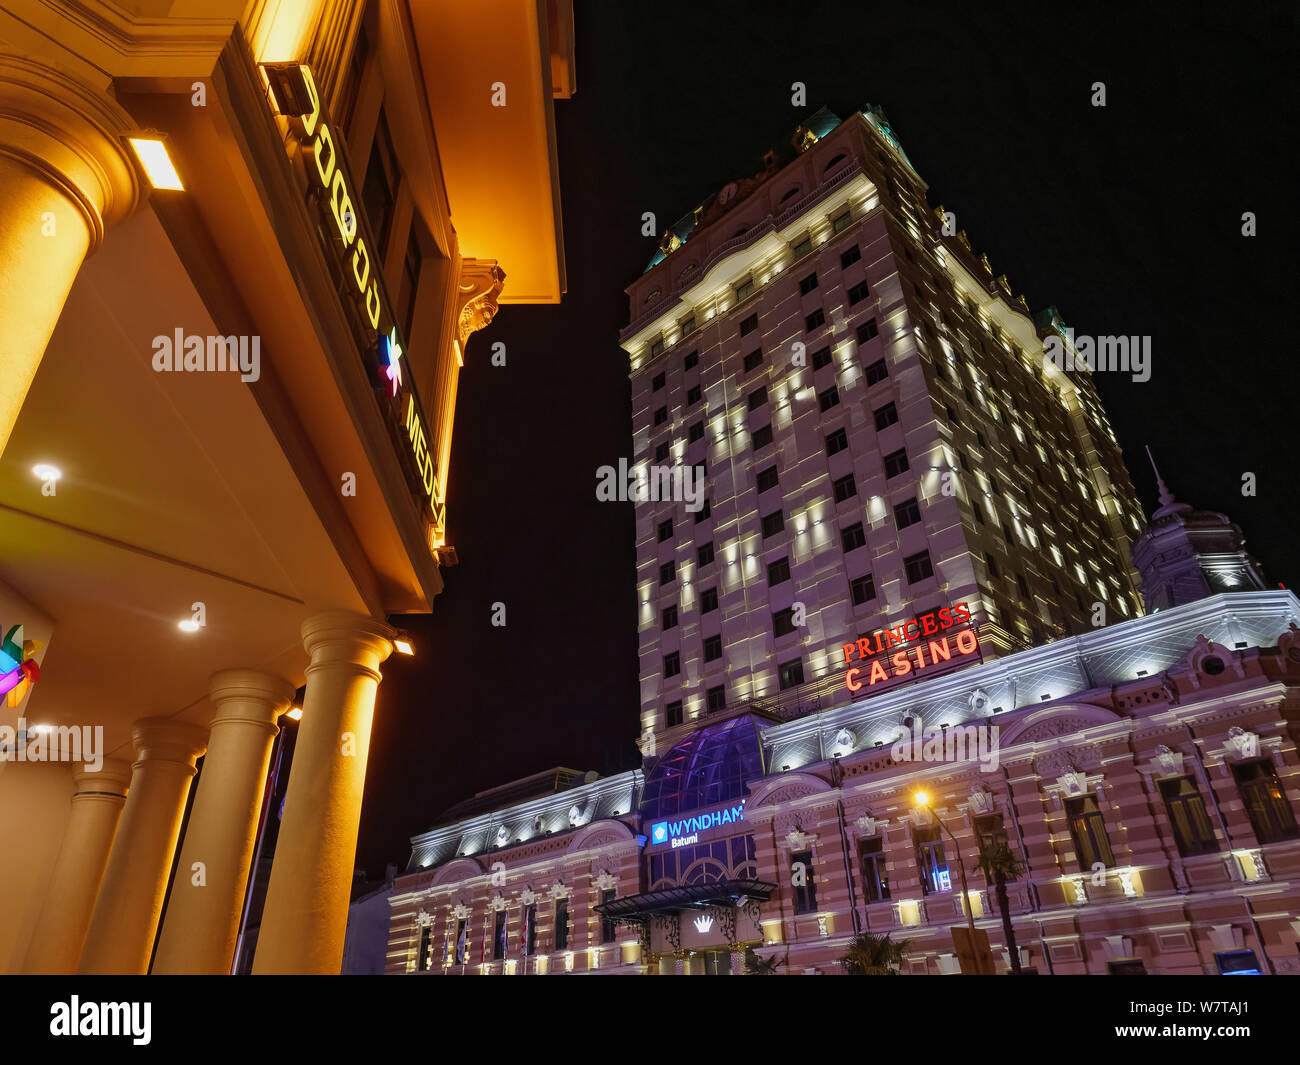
(915, 791, 987, 974)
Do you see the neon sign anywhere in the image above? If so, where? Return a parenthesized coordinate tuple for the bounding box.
(650, 802, 745, 849)
(840, 603, 979, 692)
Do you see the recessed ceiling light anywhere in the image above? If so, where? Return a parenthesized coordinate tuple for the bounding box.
(32, 464, 61, 481)
(178, 619, 200, 633)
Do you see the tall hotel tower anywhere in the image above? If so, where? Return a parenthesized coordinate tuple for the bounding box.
(618, 107, 1147, 753)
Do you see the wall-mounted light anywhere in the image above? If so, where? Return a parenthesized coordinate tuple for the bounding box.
(285, 706, 303, 721)
(393, 633, 415, 656)
(127, 136, 184, 191)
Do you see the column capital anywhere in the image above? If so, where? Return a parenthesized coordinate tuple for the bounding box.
(301, 611, 395, 669)
(209, 668, 297, 729)
(131, 717, 208, 769)
(73, 757, 132, 797)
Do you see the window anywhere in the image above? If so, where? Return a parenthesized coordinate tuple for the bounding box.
(778, 657, 804, 689)
(841, 522, 866, 552)
(1232, 759, 1299, 843)
(662, 605, 678, 630)
(657, 518, 673, 542)
(455, 917, 469, 963)
(653, 406, 667, 426)
(652, 372, 666, 392)
(791, 850, 818, 913)
(665, 700, 684, 727)
(768, 557, 791, 585)
(1016, 573, 1030, 598)
(793, 237, 812, 258)
(819, 385, 840, 411)
(894, 497, 921, 528)
(362, 110, 400, 252)
(848, 281, 871, 305)
(904, 550, 934, 584)
(826, 428, 848, 456)
(735, 278, 755, 302)
(707, 684, 726, 712)
(850, 573, 876, 605)
(831, 209, 851, 233)
(884, 448, 910, 478)
(739, 348, 763, 375)
(697, 542, 715, 567)
(703, 634, 723, 662)
(664, 651, 681, 678)
(974, 814, 1012, 884)
(493, 909, 507, 960)
(762, 510, 785, 538)
(859, 837, 890, 903)
(811, 345, 832, 370)
(688, 420, 704, 443)
(756, 465, 779, 493)
(554, 900, 569, 952)
(1159, 776, 1219, 857)
(600, 889, 617, 943)
(686, 384, 701, 405)
(1065, 794, 1115, 869)
(524, 905, 537, 956)
(958, 450, 971, 473)
(417, 924, 432, 971)
(740, 313, 759, 336)
(748, 387, 768, 411)
(799, 272, 819, 296)
(752, 424, 774, 450)
(805, 308, 826, 331)
(915, 826, 951, 895)
(701, 587, 719, 613)
(659, 561, 675, 585)
(655, 442, 670, 462)
(336, 21, 370, 131)
(833, 474, 857, 503)
(874, 402, 899, 431)
(396, 216, 426, 343)
(681, 319, 697, 340)
(773, 607, 798, 638)
(986, 553, 999, 579)
(840, 245, 861, 268)
(864, 357, 888, 385)
(857, 319, 879, 344)
(694, 499, 711, 523)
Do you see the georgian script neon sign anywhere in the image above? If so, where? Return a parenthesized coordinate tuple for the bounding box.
(840, 602, 979, 692)
(649, 802, 745, 849)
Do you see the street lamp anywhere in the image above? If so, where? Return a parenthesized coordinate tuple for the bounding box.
(914, 790, 987, 974)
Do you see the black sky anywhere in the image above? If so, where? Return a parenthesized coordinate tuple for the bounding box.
(357, 0, 1297, 873)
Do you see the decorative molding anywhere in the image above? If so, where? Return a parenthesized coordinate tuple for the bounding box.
(455, 258, 505, 349)
(549, 879, 569, 901)
(414, 908, 433, 928)
(593, 869, 618, 892)
(489, 893, 508, 912)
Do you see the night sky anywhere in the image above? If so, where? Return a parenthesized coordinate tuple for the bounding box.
(356, 0, 1296, 874)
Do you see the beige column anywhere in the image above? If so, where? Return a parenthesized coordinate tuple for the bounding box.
(21, 759, 132, 973)
(253, 612, 393, 973)
(78, 719, 207, 974)
(0, 55, 137, 456)
(152, 670, 296, 974)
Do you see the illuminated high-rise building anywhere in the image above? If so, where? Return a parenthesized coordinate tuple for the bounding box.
(618, 106, 1147, 753)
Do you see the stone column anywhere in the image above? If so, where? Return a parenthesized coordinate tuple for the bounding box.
(21, 759, 132, 973)
(152, 670, 295, 974)
(0, 55, 137, 456)
(78, 719, 207, 974)
(253, 612, 393, 973)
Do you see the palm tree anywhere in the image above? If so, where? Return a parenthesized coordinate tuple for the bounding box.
(839, 931, 911, 975)
(977, 838, 1023, 973)
(744, 949, 787, 975)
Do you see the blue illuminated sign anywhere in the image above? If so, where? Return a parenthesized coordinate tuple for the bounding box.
(650, 802, 745, 848)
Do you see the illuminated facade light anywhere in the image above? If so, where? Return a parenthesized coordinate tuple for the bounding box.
(127, 136, 184, 191)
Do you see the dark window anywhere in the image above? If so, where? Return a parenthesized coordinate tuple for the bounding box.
(600, 889, 617, 943)
(864, 356, 888, 384)
(396, 217, 426, 343)
(1232, 759, 1299, 843)
(826, 428, 848, 455)
(664, 651, 681, 678)
(958, 450, 971, 473)
(362, 110, 400, 252)
(831, 210, 852, 233)
(884, 448, 910, 478)
(894, 497, 921, 528)
(688, 421, 705, 443)
(752, 424, 774, 450)
(657, 518, 673, 542)
(662, 605, 678, 630)
(848, 281, 871, 305)
(735, 278, 754, 301)
(805, 308, 826, 331)
(874, 402, 899, 431)
(1159, 776, 1219, 857)
(665, 700, 684, 727)
(653, 406, 667, 426)
(701, 587, 719, 613)
(974, 814, 1012, 884)
(417, 925, 432, 971)
(697, 542, 715, 567)
(904, 550, 934, 584)
(840, 245, 862, 268)
(773, 607, 798, 638)
(740, 313, 759, 336)
(650, 338, 665, 358)
(762, 510, 785, 538)
(652, 372, 666, 392)
(703, 634, 723, 661)
(659, 561, 675, 585)
(915, 826, 951, 895)
(857, 319, 879, 344)
(493, 909, 507, 960)
(793, 237, 812, 258)
(778, 658, 804, 689)
(850, 573, 876, 605)
(833, 474, 857, 503)
(791, 851, 818, 913)
(748, 387, 768, 411)
(1016, 573, 1030, 598)
(524, 905, 537, 956)
(681, 319, 697, 340)
(707, 684, 726, 712)
(756, 465, 779, 493)
(768, 557, 791, 585)
(859, 837, 890, 903)
(811, 345, 832, 370)
(841, 522, 866, 552)
(655, 442, 670, 461)
(687, 384, 701, 405)
(455, 918, 469, 963)
(554, 901, 569, 951)
(819, 385, 840, 412)
(1065, 794, 1116, 869)
(799, 272, 819, 296)
(694, 499, 711, 523)
(743, 348, 763, 373)
(336, 22, 370, 131)
(986, 553, 999, 578)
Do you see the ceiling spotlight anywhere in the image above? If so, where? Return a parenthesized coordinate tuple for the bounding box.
(32, 464, 61, 482)
(178, 619, 200, 633)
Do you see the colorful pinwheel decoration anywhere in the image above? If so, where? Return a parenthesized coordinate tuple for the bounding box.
(0, 625, 42, 708)
(379, 327, 404, 397)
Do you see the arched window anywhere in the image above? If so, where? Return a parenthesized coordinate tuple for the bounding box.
(824, 152, 848, 174)
(780, 186, 801, 203)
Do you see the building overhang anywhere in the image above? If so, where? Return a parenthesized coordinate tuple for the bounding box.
(595, 879, 776, 921)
